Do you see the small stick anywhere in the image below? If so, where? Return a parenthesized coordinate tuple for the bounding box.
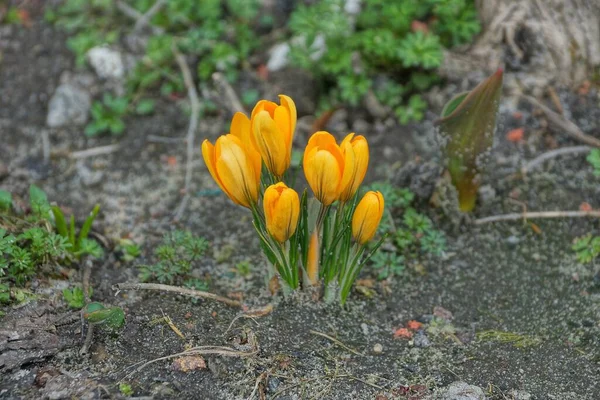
(212, 72, 245, 114)
(247, 371, 269, 400)
(41, 130, 50, 163)
(146, 135, 185, 144)
(70, 144, 120, 159)
(309, 330, 364, 356)
(173, 44, 201, 221)
(113, 282, 242, 307)
(161, 309, 185, 339)
(523, 96, 600, 148)
(134, 0, 166, 33)
(521, 145, 591, 174)
(115, 0, 164, 34)
(122, 345, 257, 381)
(475, 210, 600, 225)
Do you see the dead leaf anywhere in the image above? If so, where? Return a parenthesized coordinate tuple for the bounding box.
(244, 304, 273, 318)
(171, 356, 207, 372)
(393, 328, 413, 339)
(529, 222, 542, 235)
(355, 278, 375, 288)
(506, 128, 524, 142)
(268, 275, 280, 295)
(407, 320, 423, 331)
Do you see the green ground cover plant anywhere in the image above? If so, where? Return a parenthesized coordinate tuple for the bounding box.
(0, 185, 102, 304)
(289, 0, 480, 121)
(137, 230, 210, 290)
(367, 182, 446, 280)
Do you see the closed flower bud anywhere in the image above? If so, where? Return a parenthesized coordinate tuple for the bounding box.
(202, 129, 261, 208)
(251, 95, 297, 177)
(339, 133, 369, 202)
(263, 182, 300, 243)
(352, 191, 385, 245)
(303, 131, 347, 206)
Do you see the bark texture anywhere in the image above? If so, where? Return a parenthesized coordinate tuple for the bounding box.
(441, 0, 600, 93)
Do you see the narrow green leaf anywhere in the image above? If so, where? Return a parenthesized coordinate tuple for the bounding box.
(0, 190, 12, 212)
(51, 206, 68, 238)
(69, 215, 76, 248)
(77, 204, 100, 246)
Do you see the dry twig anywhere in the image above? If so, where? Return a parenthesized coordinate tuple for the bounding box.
(70, 144, 120, 159)
(521, 145, 592, 174)
(212, 72, 245, 114)
(122, 344, 258, 381)
(113, 282, 242, 307)
(475, 210, 600, 225)
(524, 96, 600, 148)
(115, 0, 164, 34)
(133, 0, 166, 32)
(172, 45, 201, 221)
(309, 330, 364, 356)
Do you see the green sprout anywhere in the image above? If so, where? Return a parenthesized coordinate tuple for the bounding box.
(437, 68, 503, 212)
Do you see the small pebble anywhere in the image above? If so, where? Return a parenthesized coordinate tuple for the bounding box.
(373, 343, 383, 353)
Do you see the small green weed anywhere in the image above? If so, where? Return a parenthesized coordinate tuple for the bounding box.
(573, 234, 600, 264)
(366, 182, 446, 280)
(119, 383, 134, 397)
(85, 94, 129, 137)
(235, 260, 252, 277)
(62, 286, 89, 309)
(138, 230, 209, 288)
(115, 238, 141, 262)
(587, 149, 600, 177)
(0, 185, 102, 304)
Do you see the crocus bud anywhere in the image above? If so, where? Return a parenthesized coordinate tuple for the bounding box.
(303, 131, 347, 206)
(352, 191, 385, 245)
(251, 95, 297, 178)
(202, 133, 261, 209)
(339, 133, 369, 202)
(263, 182, 300, 243)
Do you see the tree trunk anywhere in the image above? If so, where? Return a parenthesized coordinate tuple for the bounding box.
(441, 0, 600, 93)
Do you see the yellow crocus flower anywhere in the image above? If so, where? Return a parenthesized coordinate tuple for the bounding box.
(352, 191, 385, 245)
(303, 131, 347, 206)
(251, 95, 297, 178)
(338, 133, 369, 202)
(263, 182, 300, 243)
(201, 132, 261, 209)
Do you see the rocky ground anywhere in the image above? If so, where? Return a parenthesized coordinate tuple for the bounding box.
(1, 8, 600, 400)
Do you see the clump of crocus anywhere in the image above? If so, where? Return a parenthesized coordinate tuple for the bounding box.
(437, 68, 503, 212)
(202, 95, 384, 304)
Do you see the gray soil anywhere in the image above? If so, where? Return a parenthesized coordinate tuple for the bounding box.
(1, 10, 599, 400)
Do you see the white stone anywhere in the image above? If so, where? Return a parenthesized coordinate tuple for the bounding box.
(46, 83, 91, 127)
(86, 46, 125, 79)
(266, 42, 291, 72)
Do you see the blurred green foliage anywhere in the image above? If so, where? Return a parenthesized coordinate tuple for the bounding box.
(48, 0, 480, 132)
(289, 0, 480, 122)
